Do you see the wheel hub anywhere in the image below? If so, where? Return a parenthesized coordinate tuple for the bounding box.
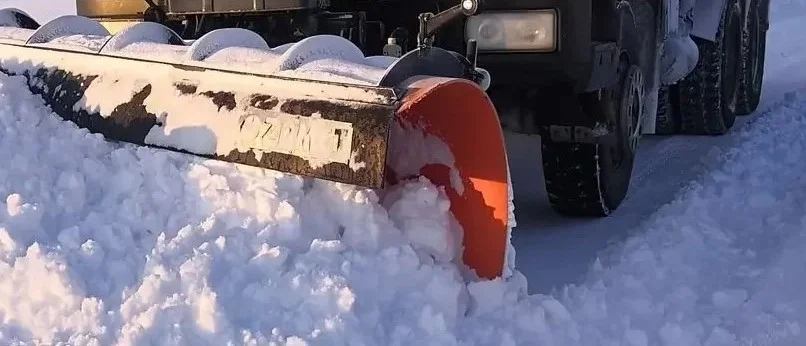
(614, 65, 644, 168)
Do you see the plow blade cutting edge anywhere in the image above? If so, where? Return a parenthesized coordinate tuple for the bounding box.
(0, 8, 513, 280)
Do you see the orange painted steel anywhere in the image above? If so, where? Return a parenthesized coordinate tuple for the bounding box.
(388, 76, 511, 279)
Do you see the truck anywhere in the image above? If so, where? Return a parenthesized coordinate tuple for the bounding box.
(0, 0, 769, 280)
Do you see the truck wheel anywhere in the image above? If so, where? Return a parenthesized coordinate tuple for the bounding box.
(677, 0, 742, 135)
(736, 0, 767, 115)
(541, 61, 644, 216)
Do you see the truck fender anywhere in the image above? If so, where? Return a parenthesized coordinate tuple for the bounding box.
(690, 0, 727, 41)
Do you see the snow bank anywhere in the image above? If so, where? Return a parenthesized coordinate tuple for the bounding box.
(0, 72, 538, 345)
(542, 91, 806, 345)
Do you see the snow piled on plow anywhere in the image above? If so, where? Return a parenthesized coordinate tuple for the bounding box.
(0, 72, 536, 345)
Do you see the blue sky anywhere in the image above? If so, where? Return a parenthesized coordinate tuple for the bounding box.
(0, 0, 75, 23)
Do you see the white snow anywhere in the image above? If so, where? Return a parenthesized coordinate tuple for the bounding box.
(562, 91, 806, 345)
(44, 34, 107, 52)
(186, 28, 271, 62)
(0, 72, 530, 345)
(101, 22, 183, 54)
(387, 118, 466, 195)
(0, 23, 392, 87)
(72, 75, 149, 116)
(25, 14, 108, 45)
(2, 0, 806, 345)
(0, 40, 390, 172)
(108, 41, 189, 62)
(0, 18, 452, 178)
(0, 27, 32, 42)
(273, 58, 388, 85)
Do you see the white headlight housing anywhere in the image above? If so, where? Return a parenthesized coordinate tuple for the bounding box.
(465, 10, 558, 52)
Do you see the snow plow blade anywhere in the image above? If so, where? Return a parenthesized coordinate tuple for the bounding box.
(0, 9, 511, 279)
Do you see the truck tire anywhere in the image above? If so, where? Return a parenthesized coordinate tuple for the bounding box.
(542, 62, 644, 216)
(540, 0, 651, 216)
(676, 0, 742, 135)
(736, 0, 767, 115)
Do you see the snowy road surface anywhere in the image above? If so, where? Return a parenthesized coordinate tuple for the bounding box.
(1, 0, 806, 345)
(509, 4, 806, 295)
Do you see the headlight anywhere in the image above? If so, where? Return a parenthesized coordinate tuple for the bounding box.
(465, 10, 557, 52)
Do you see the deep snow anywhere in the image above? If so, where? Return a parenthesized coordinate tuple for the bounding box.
(547, 91, 806, 345)
(0, 72, 536, 345)
(1, 0, 806, 345)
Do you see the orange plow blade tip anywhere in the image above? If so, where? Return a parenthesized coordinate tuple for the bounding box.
(385, 76, 511, 280)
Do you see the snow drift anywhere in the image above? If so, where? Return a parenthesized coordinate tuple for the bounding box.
(0, 72, 539, 345)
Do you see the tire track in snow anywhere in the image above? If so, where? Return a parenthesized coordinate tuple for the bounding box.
(549, 91, 806, 345)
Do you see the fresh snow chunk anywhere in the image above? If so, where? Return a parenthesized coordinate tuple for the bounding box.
(5, 193, 22, 216)
(658, 322, 700, 346)
(703, 327, 737, 346)
(467, 279, 507, 316)
(383, 177, 461, 263)
(711, 289, 748, 310)
(250, 244, 289, 269)
(57, 225, 82, 250)
(624, 329, 649, 346)
(0, 227, 16, 255)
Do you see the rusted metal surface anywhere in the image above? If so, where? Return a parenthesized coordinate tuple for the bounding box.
(76, 0, 318, 18)
(0, 47, 397, 188)
(76, 0, 153, 19)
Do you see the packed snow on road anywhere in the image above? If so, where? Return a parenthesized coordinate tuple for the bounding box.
(1, 1, 806, 346)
